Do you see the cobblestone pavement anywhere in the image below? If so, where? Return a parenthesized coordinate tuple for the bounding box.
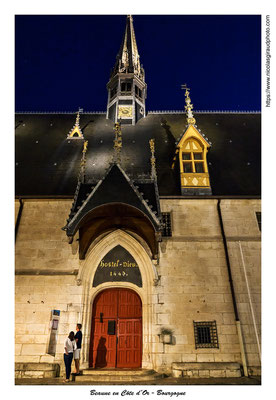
(15, 376, 261, 385)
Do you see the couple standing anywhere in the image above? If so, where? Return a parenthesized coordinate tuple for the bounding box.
(63, 323, 82, 382)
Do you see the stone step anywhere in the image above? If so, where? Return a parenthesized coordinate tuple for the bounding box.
(171, 362, 242, 378)
(82, 369, 155, 376)
(74, 370, 164, 382)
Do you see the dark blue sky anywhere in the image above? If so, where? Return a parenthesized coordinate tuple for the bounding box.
(15, 14, 261, 112)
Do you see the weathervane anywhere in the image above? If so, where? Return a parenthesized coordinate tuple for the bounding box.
(181, 84, 196, 125)
(113, 121, 122, 163)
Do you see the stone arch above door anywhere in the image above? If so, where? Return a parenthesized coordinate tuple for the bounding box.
(77, 229, 157, 370)
(78, 229, 158, 290)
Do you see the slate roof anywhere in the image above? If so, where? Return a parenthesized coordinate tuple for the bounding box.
(64, 163, 161, 236)
(15, 112, 261, 197)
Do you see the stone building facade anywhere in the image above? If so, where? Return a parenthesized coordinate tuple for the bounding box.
(15, 16, 261, 380)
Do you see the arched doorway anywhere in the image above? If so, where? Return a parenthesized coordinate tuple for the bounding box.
(89, 288, 142, 368)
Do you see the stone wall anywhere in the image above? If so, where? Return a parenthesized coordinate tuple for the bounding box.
(15, 199, 79, 273)
(220, 200, 261, 375)
(15, 200, 82, 370)
(14, 198, 261, 376)
(156, 199, 261, 374)
(15, 274, 83, 371)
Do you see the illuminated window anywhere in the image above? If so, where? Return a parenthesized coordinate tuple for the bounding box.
(182, 139, 206, 173)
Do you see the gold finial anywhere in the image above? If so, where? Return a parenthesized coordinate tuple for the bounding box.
(113, 122, 122, 163)
(80, 140, 88, 183)
(181, 84, 196, 125)
(67, 110, 84, 139)
(149, 138, 156, 177)
(83, 140, 88, 154)
(76, 111, 80, 124)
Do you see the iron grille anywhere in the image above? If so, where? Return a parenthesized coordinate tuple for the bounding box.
(256, 211, 261, 231)
(162, 212, 172, 237)
(193, 321, 219, 349)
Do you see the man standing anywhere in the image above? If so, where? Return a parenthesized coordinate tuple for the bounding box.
(74, 323, 82, 375)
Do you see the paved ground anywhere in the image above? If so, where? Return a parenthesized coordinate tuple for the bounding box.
(15, 376, 261, 385)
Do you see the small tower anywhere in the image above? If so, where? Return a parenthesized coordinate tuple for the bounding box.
(106, 15, 147, 125)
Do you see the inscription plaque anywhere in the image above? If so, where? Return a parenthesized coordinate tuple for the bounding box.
(93, 245, 142, 287)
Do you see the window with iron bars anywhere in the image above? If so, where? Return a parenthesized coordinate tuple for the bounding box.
(161, 212, 172, 237)
(255, 211, 261, 231)
(193, 321, 219, 349)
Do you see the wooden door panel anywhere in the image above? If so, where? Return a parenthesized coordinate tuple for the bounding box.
(91, 319, 117, 368)
(117, 318, 142, 368)
(118, 290, 142, 318)
(90, 288, 142, 369)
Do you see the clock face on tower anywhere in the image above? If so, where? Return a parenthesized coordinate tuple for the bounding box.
(118, 106, 133, 118)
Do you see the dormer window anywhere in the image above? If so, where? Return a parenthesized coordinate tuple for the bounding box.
(182, 139, 206, 174)
(176, 127, 211, 195)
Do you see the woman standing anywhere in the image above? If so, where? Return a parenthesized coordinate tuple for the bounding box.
(63, 331, 76, 382)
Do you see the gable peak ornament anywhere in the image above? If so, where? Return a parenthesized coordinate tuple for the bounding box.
(181, 84, 196, 126)
(67, 109, 84, 139)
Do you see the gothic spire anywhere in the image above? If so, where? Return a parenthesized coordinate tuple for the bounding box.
(111, 15, 144, 81)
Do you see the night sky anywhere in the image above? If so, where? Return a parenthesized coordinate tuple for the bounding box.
(15, 14, 261, 112)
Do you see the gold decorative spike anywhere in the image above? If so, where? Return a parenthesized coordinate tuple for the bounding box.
(67, 111, 84, 139)
(83, 140, 88, 154)
(113, 122, 122, 162)
(181, 84, 196, 125)
(79, 140, 88, 183)
(80, 141, 88, 168)
(149, 138, 156, 177)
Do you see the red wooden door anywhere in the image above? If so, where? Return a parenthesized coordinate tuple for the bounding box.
(89, 288, 142, 368)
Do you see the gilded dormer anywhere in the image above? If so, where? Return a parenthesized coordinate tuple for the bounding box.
(177, 86, 212, 195)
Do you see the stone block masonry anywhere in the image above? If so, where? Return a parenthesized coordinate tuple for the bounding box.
(171, 362, 242, 378)
(14, 198, 261, 376)
(15, 363, 60, 379)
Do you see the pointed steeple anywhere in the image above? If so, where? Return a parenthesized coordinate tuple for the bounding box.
(106, 15, 147, 125)
(111, 15, 144, 81)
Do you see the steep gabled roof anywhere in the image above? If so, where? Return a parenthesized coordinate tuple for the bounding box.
(63, 163, 161, 236)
